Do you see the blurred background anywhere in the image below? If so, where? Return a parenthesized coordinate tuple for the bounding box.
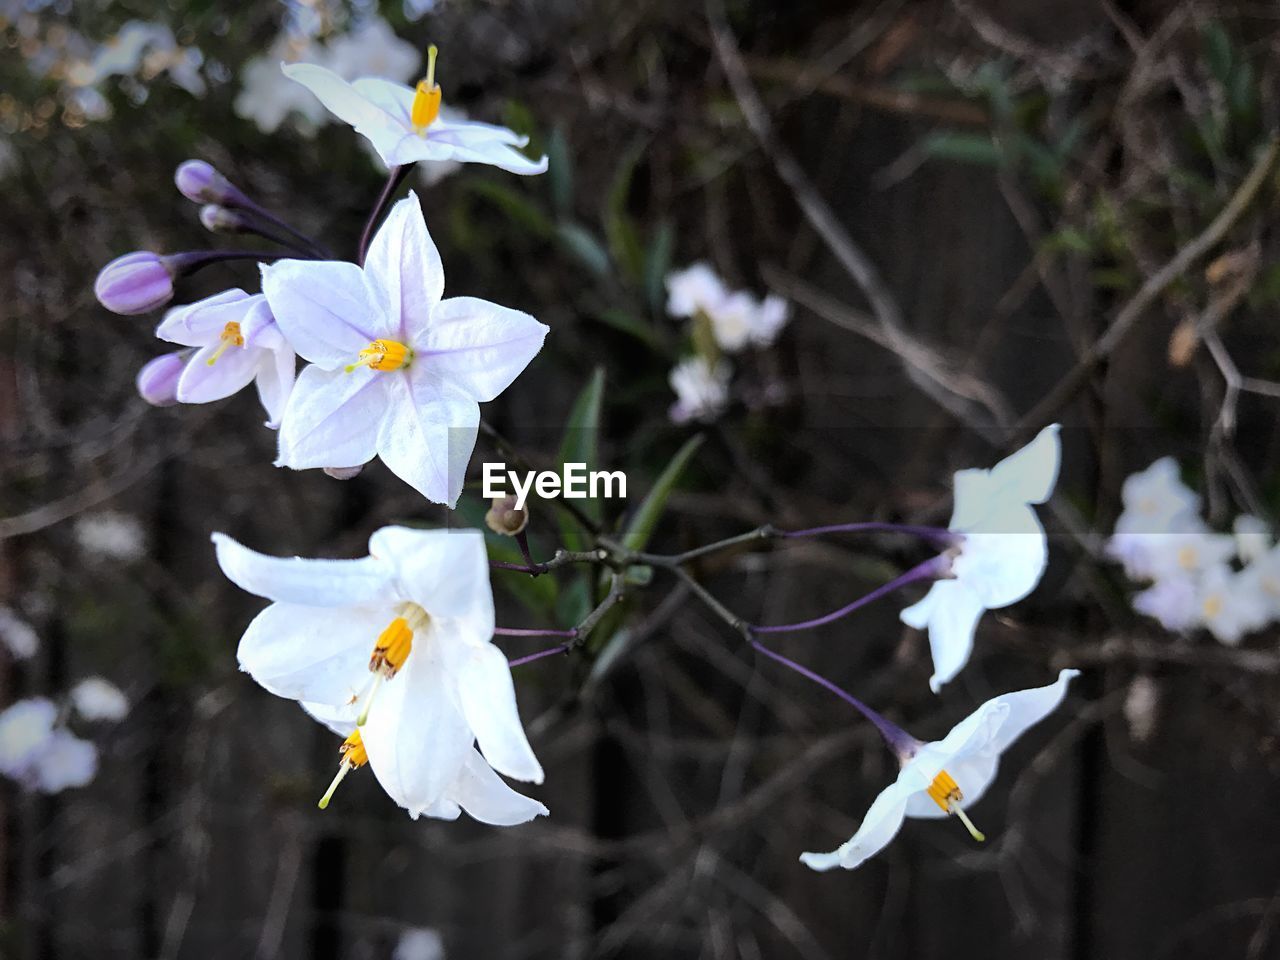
(2, 0, 1280, 957)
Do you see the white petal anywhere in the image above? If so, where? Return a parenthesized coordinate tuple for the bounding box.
(237, 602, 384, 704)
(155, 289, 251, 346)
(261, 259, 389, 368)
(454, 643, 543, 783)
(367, 527, 495, 625)
(985, 668, 1080, 757)
(419, 296, 549, 402)
(275, 364, 387, 470)
(903, 752, 1000, 819)
(989, 424, 1062, 505)
(375, 374, 479, 507)
(176, 342, 261, 403)
(799, 778, 912, 871)
(301, 699, 357, 738)
(255, 346, 297, 428)
(282, 63, 410, 164)
(33, 731, 98, 793)
(212, 531, 395, 606)
(363, 192, 444, 333)
(433, 137, 548, 175)
(350, 77, 414, 126)
(900, 580, 986, 693)
(953, 508, 1048, 608)
(430, 116, 530, 146)
(447, 748, 548, 826)
(361, 636, 474, 817)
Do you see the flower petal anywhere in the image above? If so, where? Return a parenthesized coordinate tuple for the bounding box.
(454, 643, 543, 783)
(900, 579, 986, 693)
(155, 289, 251, 346)
(237, 601, 386, 704)
(176, 342, 261, 403)
(434, 137, 548, 175)
(448, 748, 548, 826)
(986, 667, 1079, 757)
(350, 77, 414, 126)
(375, 374, 479, 507)
(212, 531, 396, 606)
(363, 192, 444, 336)
(275, 364, 387, 471)
(799, 778, 912, 871)
(254, 345, 297, 429)
(954, 512, 1047, 609)
(261, 259, 388, 367)
(989, 423, 1062, 505)
(419, 296, 548, 402)
(282, 63, 410, 164)
(367, 527, 495, 625)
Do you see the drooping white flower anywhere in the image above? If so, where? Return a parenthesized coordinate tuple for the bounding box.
(1233, 514, 1272, 565)
(0, 698, 57, 781)
(0, 606, 39, 659)
(1197, 563, 1270, 646)
(900, 424, 1062, 692)
(213, 526, 547, 824)
(263, 192, 547, 505)
(283, 46, 547, 175)
(70, 678, 130, 723)
(32, 730, 99, 793)
(801, 669, 1079, 871)
(668, 356, 732, 424)
(74, 511, 146, 562)
(155, 289, 297, 428)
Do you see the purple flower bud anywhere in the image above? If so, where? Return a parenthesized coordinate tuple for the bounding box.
(174, 160, 234, 205)
(323, 465, 364, 480)
(135, 351, 188, 407)
(199, 204, 244, 233)
(94, 252, 175, 315)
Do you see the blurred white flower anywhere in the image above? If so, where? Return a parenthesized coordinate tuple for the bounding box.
(0, 606, 39, 659)
(664, 263, 789, 352)
(1132, 575, 1199, 631)
(1233, 514, 1271, 565)
(74, 511, 146, 562)
(0, 698, 57, 781)
(665, 262, 727, 319)
(71, 21, 205, 97)
(1114, 457, 1200, 534)
(327, 18, 420, 84)
(394, 928, 446, 960)
(750, 293, 790, 347)
(33, 730, 98, 793)
(668, 356, 731, 424)
(236, 37, 330, 135)
(404, 0, 439, 21)
(1139, 530, 1237, 584)
(71, 678, 130, 723)
(1195, 563, 1269, 646)
(1123, 675, 1159, 743)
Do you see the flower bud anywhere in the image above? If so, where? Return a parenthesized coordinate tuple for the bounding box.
(485, 494, 528, 536)
(174, 160, 235, 205)
(94, 252, 175, 315)
(135, 351, 188, 406)
(199, 204, 246, 233)
(323, 465, 364, 480)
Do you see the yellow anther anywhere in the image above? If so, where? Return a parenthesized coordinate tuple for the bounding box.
(206, 321, 245, 366)
(926, 769, 985, 842)
(368, 617, 414, 677)
(411, 45, 441, 131)
(318, 730, 368, 810)
(1202, 594, 1223, 618)
(345, 339, 412, 373)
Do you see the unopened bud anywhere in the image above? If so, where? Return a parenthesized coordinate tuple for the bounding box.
(199, 204, 246, 233)
(485, 494, 528, 536)
(323, 465, 364, 480)
(135, 350, 188, 406)
(94, 251, 175, 315)
(174, 160, 236, 205)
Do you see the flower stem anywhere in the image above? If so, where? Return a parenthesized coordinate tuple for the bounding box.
(508, 644, 571, 668)
(494, 626, 578, 638)
(358, 164, 414, 265)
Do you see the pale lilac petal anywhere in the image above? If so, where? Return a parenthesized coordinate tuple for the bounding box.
(375, 375, 479, 507)
(155, 289, 252, 346)
(255, 346, 297, 428)
(176, 342, 261, 403)
(419, 296, 548, 402)
(261, 259, 388, 368)
(363, 192, 444, 336)
(350, 77, 414, 126)
(212, 532, 396, 606)
(283, 63, 410, 164)
(433, 137, 548, 176)
(430, 117, 530, 146)
(275, 364, 388, 470)
(454, 643, 543, 783)
(448, 749, 547, 826)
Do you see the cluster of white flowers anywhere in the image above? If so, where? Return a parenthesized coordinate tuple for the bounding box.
(69, 20, 206, 99)
(1107, 457, 1279, 645)
(74, 510, 147, 563)
(0, 678, 128, 795)
(663, 263, 790, 425)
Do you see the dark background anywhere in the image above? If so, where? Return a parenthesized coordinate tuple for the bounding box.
(2, 0, 1279, 957)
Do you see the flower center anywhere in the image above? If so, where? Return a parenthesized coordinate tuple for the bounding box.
(345, 339, 412, 373)
(1177, 545, 1198, 570)
(206, 321, 244, 366)
(926, 769, 985, 842)
(1202, 593, 1223, 619)
(317, 729, 368, 810)
(411, 44, 441, 132)
(354, 603, 431, 725)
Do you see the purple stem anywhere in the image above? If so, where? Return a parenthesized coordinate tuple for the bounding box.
(750, 639, 919, 758)
(494, 627, 578, 639)
(491, 560, 544, 574)
(358, 164, 413, 265)
(784, 522, 957, 547)
(508, 644, 571, 668)
(750, 555, 949, 635)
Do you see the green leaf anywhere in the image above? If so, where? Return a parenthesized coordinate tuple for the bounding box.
(622, 433, 705, 552)
(547, 127, 574, 219)
(1041, 227, 1094, 256)
(644, 219, 675, 315)
(921, 131, 1001, 166)
(464, 180, 554, 238)
(556, 368, 606, 550)
(1202, 22, 1234, 85)
(556, 222, 611, 277)
(604, 140, 648, 283)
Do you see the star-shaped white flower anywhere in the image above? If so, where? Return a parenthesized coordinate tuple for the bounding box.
(281, 46, 547, 174)
(155, 289, 296, 427)
(900, 424, 1062, 692)
(263, 191, 548, 505)
(801, 668, 1079, 871)
(213, 525, 547, 824)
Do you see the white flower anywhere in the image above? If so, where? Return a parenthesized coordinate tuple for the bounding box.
(326, 18, 421, 85)
(394, 928, 446, 960)
(263, 192, 547, 505)
(156, 290, 297, 428)
(665, 262, 727, 318)
(1233, 514, 1272, 565)
(901, 424, 1062, 692)
(1114, 457, 1201, 534)
(282, 47, 547, 175)
(1132, 575, 1199, 631)
(802, 669, 1079, 871)
(0, 698, 57, 781)
(71, 678, 130, 723)
(72, 21, 206, 97)
(0, 607, 39, 659)
(1198, 563, 1270, 646)
(668, 356, 731, 424)
(750, 293, 790, 347)
(74, 511, 146, 562)
(213, 526, 547, 823)
(1244, 544, 1280, 616)
(664, 264, 788, 351)
(1141, 531, 1236, 584)
(32, 730, 98, 793)
(236, 37, 330, 135)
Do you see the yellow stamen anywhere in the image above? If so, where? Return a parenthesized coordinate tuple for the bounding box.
(344, 339, 412, 373)
(1177, 545, 1198, 570)
(1202, 594, 1223, 618)
(355, 604, 431, 726)
(317, 730, 368, 810)
(926, 769, 986, 842)
(205, 321, 245, 366)
(411, 45, 441, 131)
